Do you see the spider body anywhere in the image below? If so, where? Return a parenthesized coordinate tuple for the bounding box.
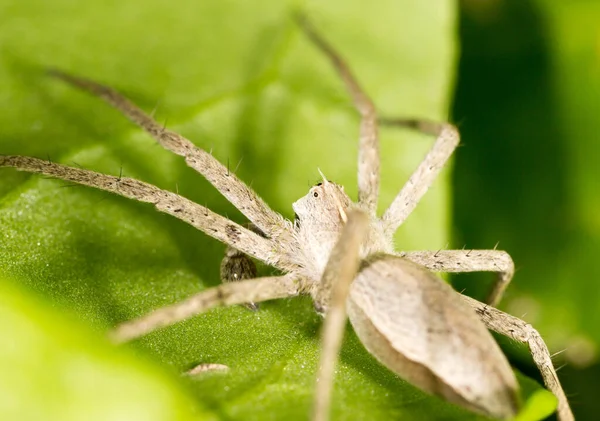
(348, 255, 518, 417)
(291, 178, 519, 418)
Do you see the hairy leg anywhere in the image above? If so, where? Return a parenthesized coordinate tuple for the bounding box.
(401, 249, 515, 306)
(296, 16, 460, 234)
(312, 210, 369, 421)
(48, 69, 291, 242)
(296, 14, 379, 216)
(110, 274, 304, 343)
(381, 123, 460, 235)
(0, 155, 284, 268)
(461, 294, 574, 421)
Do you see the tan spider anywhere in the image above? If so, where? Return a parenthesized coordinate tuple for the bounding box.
(0, 14, 572, 421)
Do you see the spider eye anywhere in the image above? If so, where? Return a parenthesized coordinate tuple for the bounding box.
(313, 191, 319, 198)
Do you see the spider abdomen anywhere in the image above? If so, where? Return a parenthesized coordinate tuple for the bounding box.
(347, 254, 520, 419)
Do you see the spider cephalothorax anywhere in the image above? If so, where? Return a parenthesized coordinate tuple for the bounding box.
(293, 178, 352, 276)
(293, 175, 393, 285)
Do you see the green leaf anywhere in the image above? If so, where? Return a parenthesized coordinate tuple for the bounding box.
(0, 0, 554, 419)
(0, 279, 206, 421)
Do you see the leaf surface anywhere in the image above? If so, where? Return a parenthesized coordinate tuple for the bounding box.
(0, 1, 555, 419)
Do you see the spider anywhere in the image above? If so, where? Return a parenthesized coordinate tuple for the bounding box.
(0, 14, 572, 421)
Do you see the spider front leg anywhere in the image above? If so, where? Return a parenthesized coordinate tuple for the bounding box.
(47, 69, 292, 244)
(461, 295, 575, 421)
(296, 16, 460, 234)
(402, 249, 515, 306)
(296, 14, 380, 216)
(0, 156, 283, 268)
(110, 273, 304, 343)
(311, 209, 370, 421)
(381, 122, 460, 235)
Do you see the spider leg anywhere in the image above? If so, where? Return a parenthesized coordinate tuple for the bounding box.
(110, 273, 304, 343)
(312, 209, 369, 421)
(0, 156, 286, 268)
(401, 249, 514, 306)
(47, 69, 291, 243)
(296, 16, 459, 226)
(381, 122, 460, 236)
(461, 294, 574, 421)
(296, 14, 379, 216)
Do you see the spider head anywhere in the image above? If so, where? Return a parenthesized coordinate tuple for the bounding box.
(292, 171, 352, 231)
(292, 172, 354, 276)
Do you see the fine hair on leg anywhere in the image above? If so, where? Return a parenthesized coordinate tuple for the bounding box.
(461, 294, 574, 421)
(0, 155, 280, 266)
(110, 274, 303, 343)
(295, 13, 379, 216)
(311, 210, 369, 421)
(47, 69, 292, 243)
(401, 249, 515, 306)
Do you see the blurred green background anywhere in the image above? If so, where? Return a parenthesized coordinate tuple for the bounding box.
(0, 0, 597, 420)
(452, 1, 600, 419)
